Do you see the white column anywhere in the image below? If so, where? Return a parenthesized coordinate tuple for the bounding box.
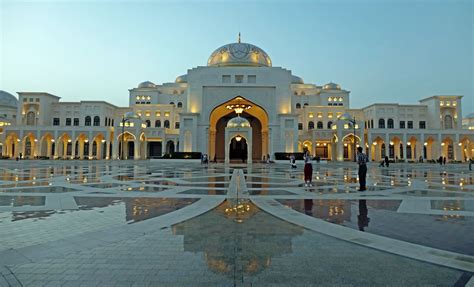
(134, 139, 140, 160)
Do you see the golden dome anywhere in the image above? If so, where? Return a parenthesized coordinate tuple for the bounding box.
(208, 42, 272, 67)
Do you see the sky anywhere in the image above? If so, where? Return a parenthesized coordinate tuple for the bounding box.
(1, 0, 473, 115)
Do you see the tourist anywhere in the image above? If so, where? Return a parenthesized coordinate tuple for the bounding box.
(439, 156, 443, 166)
(384, 156, 389, 167)
(303, 152, 313, 187)
(443, 157, 446, 165)
(290, 154, 297, 169)
(469, 158, 473, 171)
(357, 146, 368, 191)
(419, 155, 423, 163)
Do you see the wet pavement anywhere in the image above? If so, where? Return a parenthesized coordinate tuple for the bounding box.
(0, 160, 473, 286)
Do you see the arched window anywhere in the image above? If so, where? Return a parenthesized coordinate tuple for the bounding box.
(308, 121, 314, 130)
(317, 121, 323, 129)
(164, 120, 170, 128)
(444, 115, 453, 129)
(85, 116, 91, 126)
(327, 121, 333, 129)
(378, 118, 385, 129)
(170, 102, 175, 106)
(105, 117, 108, 126)
(93, 116, 100, 126)
(26, 111, 35, 126)
(303, 103, 309, 107)
(177, 102, 182, 108)
(155, 120, 161, 127)
(370, 119, 374, 129)
(387, 118, 394, 129)
(296, 103, 301, 109)
(145, 120, 151, 127)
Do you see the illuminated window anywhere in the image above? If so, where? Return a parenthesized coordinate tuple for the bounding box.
(145, 112, 150, 117)
(328, 112, 333, 118)
(440, 101, 444, 106)
(328, 97, 332, 102)
(453, 101, 457, 106)
(336, 112, 342, 118)
(147, 96, 151, 100)
(317, 112, 323, 118)
(164, 112, 170, 117)
(338, 97, 343, 102)
(136, 96, 140, 100)
(155, 112, 161, 117)
(308, 113, 314, 118)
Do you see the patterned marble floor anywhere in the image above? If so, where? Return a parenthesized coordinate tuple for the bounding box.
(0, 160, 473, 286)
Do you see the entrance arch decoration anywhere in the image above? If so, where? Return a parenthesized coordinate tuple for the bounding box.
(209, 96, 269, 162)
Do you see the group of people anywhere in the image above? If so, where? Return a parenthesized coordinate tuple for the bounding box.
(200, 153, 217, 164)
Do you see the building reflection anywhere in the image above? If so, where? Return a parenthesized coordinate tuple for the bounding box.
(171, 200, 303, 276)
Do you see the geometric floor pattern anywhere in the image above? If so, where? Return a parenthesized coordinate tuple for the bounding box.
(0, 160, 473, 286)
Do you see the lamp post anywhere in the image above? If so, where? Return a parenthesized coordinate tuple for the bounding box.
(120, 116, 130, 160)
(340, 113, 357, 162)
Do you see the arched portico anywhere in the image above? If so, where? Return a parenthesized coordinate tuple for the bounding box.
(209, 96, 269, 162)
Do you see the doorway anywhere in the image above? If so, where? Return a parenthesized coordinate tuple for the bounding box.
(229, 137, 247, 162)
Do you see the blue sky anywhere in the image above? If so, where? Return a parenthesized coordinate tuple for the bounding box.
(1, 0, 472, 115)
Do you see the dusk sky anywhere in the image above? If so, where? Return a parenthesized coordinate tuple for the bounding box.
(1, 0, 472, 115)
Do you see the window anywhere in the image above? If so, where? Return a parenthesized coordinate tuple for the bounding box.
(303, 103, 309, 107)
(407, 121, 413, 129)
(66, 118, 71, 126)
(370, 119, 374, 128)
(235, 75, 244, 83)
(328, 113, 333, 118)
(387, 118, 394, 129)
(222, 75, 231, 83)
(145, 120, 151, 127)
(177, 102, 182, 108)
(444, 115, 453, 129)
(248, 75, 256, 83)
(308, 121, 314, 130)
(156, 112, 161, 117)
(296, 103, 301, 109)
(317, 121, 323, 129)
(53, 118, 60, 126)
(73, 118, 79, 126)
(327, 121, 333, 129)
(164, 120, 170, 128)
(378, 118, 385, 128)
(93, 116, 100, 126)
(85, 116, 91, 126)
(399, 121, 405, 129)
(23, 98, 27, 102)
(164, 112, 170, 117)
(170, 102, 175, 106)
(155, 120, 161, 127)
(175, 122, 180, 129)
(29, 98, 33, 102)
(419, 121, 426, 129)
(328, 103, 333, 106)
(317, 112, 323, 118)
(298, 123, 303, 130)
(35, 98, 40, 102)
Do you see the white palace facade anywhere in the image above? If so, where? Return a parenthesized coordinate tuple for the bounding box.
(1, 38, 473, 162)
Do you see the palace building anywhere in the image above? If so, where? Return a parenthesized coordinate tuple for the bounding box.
(1, 37, 473, 162)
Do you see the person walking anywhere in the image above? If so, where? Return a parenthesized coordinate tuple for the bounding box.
(290, 154, 297, 169)
(384, 156, 390, 167)
(443, 157, 446, 165)
(303, 152, 313, 187)
(357, 146, 368, 191)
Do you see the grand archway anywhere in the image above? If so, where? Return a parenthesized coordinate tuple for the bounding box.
(209, 96, 269, 162)
(229, 136, 248, 161)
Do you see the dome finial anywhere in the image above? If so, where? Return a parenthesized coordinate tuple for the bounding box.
(238, 32, 241, 43)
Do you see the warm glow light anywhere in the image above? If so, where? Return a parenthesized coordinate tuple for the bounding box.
(344, 143, 348, 147)
(458, 143, 462, 146)
(84, 139, 89, 143)
(390, 141, 394, 145)
(323, 143, 327, 146)
(235, 136, 242, 142)
(67, 139, 72, 143)
(51, 139, 55, 142)
(101, 139, 106, 143)
(424, 142, 428, 146)
(441, 142, 445, 146)
(373, 142, 377, 146)
(407, 142, 411, 146)
(308, 113, 314, 118)
(34, 139, 38, 142)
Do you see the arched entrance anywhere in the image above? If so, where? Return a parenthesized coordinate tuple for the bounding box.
(209, 96, 269, 162)
(229, 136, 248, 161)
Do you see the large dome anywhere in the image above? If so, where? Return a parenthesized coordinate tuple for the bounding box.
(227, 116, 251, 128)
(208, 42, 272, 67)
(0, 90, 18, 108)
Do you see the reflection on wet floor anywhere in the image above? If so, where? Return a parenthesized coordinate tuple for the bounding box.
(248, 189, 295, 196)
(178, 189, 227, 195)
(83, 183, 125, 189)
(141, 180, 177, 186)
(431, 200, 474, 212)
(0, 187, 79, 193)
(179, 182, 228, 188)
(172, 200, 303, 277)
(0, 182, 52, 188)
(279, 199, 474, 255)
(0, 196, 46, 207)
(120, 186, 169, 192)
(74, 197, 198, 223)
(399, 190, 470, 197)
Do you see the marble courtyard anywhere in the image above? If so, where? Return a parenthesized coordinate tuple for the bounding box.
(0, 160, 473, 286)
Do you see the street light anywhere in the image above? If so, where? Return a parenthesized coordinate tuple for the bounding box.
(120, 112, 141, 160)
(339, 113, 357, 162)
